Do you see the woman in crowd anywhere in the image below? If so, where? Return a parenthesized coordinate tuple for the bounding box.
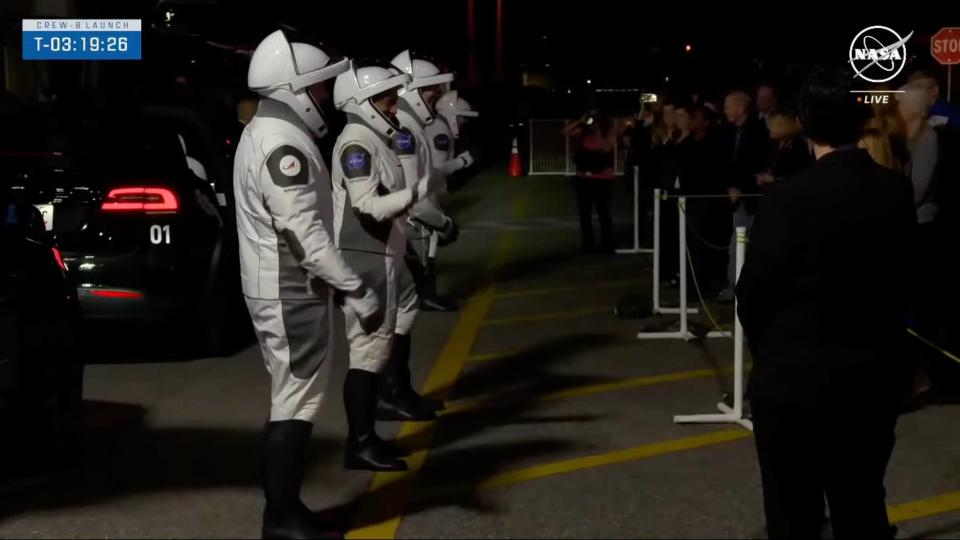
(563, 110, 618, 253)
(898, 83, 942, 397)
(858, 128, 902, 172)
(649, 101, 683, 283)
(866, 96, 910, 171)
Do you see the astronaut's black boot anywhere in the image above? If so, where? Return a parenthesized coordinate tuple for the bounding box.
(377, 334, 442, 420)
(261, 420, 342, 540)
(343, 369, 409, 472)
(419, 258, 459, 312)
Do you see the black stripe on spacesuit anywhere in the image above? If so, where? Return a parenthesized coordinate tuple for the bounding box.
(280, 297, 329, 379)
(337, 189, 394, 253)
(278, 229, 314, 299)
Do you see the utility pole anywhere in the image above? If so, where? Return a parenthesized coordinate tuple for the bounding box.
(495, 0, 504, 81)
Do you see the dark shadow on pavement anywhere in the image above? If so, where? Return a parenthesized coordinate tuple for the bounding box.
(314, 439, 582, 532)
(446, 333, 620, 401)
(443, 245, 646, 303)
(77, 321, 255, 365)
(0, 400, 322, 521)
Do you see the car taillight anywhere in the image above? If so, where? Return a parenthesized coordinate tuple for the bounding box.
(51, 246, 67, 272)
(89, 289, 143, 299)
(101, 187, 179, 213)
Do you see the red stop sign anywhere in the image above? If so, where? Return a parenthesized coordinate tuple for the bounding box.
(932, 27, 960, 65)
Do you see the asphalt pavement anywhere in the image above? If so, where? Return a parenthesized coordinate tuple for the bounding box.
(1, 167, 959, 539)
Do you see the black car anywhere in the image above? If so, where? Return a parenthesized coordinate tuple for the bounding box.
(0, 201, 82, 456)
(0, 104, 247, 354)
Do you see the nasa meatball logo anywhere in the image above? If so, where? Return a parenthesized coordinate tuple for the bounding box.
(396, 133, 413, 151)
(279, 154, 302, 177)
(347, 152, 366, 170)
(849, 26, 913, 84)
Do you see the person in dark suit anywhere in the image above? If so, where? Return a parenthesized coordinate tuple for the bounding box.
(679, 104, 729, 294)
(755, 108, 814, 191)
(718, 90, 771, 300)
(736, 69, 916, 539)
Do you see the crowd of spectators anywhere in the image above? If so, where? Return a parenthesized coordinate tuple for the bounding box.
(614, 73, 959, 336)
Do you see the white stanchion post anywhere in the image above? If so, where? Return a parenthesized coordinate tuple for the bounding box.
(678, 197, 689, 338)
(654, 193, 697, 316)
(617, 166, 653, 255)
(674, 226, 752, 430)
(640, 196, 702, 340)
(652, 188, 661, 314)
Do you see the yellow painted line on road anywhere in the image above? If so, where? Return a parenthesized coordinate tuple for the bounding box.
(493, 278, 645, 300)
(889, 491, 960, 524)
(348, 188, 529, 540)
(467, 347, 528, 363)
(416, 429, 752, 500)
(482, 306, 612, 327)
(442, 366, 736, 416)
(466, 335, 639, 364)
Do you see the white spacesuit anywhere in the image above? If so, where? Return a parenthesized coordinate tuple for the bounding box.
(434, 89, 479, 191)
(435, 90, 479, 154)
(389, 51, 464, 313)
(234, 30, 377, 540)
(424, 103, 474, 178)
(331, 61, 428, 472)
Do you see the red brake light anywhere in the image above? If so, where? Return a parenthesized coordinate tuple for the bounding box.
(101, 187, 179, 213)
(51, 246, 67, 272)
(89, 289, 144, 299)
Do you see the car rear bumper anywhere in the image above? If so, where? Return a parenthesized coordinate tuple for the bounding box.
(76, 287, 186, 321)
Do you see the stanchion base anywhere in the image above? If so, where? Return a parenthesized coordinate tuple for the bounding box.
(656, 307, 699, 315)
(638, 331, 694, 341)
(615, 248, 655, 255)
(716, 402, 753, 431)
(637, 330, 730, 341)
(673, 404, 753, 431)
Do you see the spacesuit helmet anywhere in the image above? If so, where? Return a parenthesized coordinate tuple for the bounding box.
(333, 61, 411, 138)
(390, 50, 454, 125)
(435, 90, 478, 138)
(247, 30, 350, 138)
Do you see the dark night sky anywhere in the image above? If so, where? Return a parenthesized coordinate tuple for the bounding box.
(51, 1, 955, 85)
(3, 1, 956, 115)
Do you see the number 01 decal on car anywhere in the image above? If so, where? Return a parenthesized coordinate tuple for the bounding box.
(150, 224, 172, 245)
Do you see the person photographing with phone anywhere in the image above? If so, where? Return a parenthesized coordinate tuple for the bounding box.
(563, 108, 618, 254)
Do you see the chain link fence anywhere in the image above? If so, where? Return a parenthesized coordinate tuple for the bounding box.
(527, 119, 626, 176)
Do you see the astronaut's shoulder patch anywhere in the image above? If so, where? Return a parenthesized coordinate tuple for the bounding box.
(433, 133, 451, 151)
(266, 145, 309, 187)
(392, 130, 416, 156)
(340, 144, 372, 179)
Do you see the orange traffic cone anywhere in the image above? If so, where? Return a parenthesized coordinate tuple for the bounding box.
(508, 136, 523, 177)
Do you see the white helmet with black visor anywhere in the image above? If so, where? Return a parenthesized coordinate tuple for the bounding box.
(390, 50, 454, 125)
(247, 29, 350, 138)
(435, 90, 478, 138)
(333, 60, 411, 138)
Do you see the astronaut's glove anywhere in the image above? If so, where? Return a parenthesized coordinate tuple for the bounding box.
(344, 286, 382, 334)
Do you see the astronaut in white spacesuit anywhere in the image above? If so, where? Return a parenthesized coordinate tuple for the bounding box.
(434, 89, 479, 164)
(390, 51, 472, 313)
(330, 60, 436, 472)
(234, 30, 379, 539)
